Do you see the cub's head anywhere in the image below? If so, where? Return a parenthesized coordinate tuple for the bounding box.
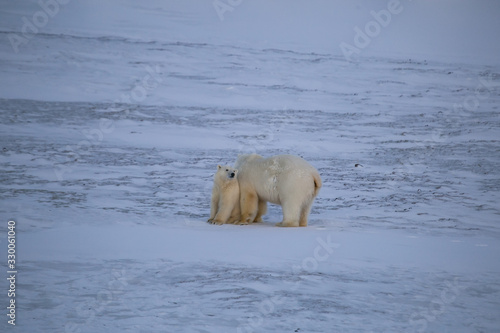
(217, 165, 238, 180)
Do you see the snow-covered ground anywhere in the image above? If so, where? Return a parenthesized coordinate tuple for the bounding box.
(1, 1, 500, 332)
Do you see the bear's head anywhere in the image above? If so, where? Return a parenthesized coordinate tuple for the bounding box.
(217, 165, 238, 180)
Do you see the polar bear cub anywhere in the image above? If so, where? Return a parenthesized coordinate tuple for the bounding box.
(235, 154, 322, 227)
(208, 165, 241, 225)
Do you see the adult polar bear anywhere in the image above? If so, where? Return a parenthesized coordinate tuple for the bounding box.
(235, 154, 322, 227)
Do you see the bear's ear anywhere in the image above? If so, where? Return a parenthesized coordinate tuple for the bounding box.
(234, 169, 238, 173)
(217, 165, 222, 169)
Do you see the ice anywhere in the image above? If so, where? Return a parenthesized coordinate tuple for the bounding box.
(1, 0, 500, 332)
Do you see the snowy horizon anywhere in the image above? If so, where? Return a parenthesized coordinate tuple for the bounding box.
(2, 0, 500, 102)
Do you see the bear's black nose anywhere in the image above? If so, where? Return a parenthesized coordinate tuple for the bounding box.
(230, 172, 235, 178)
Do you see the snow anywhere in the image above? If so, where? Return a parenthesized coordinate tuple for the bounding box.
(1, 0, 500, 332)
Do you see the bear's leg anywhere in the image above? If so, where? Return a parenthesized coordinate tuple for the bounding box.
(253, 200, 267, 223)
(239, 190, 258, 224)
(208, 187, 220, 223)
(228, 196, 241, 224)
(213, 199, 233, 225)
(299, 200, 313, 227)
(276, 200, 301, 227)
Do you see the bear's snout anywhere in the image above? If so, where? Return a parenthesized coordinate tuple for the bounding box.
(229, 172, 236, 178)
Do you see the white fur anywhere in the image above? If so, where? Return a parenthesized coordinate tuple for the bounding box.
(235, 154, 322, 227)
(208, 165, 240, 225)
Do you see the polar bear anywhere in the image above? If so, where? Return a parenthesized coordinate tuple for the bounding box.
(208, 165, 241, 225)
(234, 154, 322, 227)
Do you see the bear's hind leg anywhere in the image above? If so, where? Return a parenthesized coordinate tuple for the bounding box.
(299, 200, 313, 227)
(276, 201, 301, 227)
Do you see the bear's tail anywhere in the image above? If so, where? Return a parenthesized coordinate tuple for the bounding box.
(312, 171, 322, 198)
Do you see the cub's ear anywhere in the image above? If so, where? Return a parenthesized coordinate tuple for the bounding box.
(217, 165, 222, 169)
(234, 169, 238, 173)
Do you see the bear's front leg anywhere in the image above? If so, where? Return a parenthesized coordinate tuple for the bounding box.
(239, 189, 258, 224)
(253, 199, 267, 223)
(227, 197, 241, 224)
(212, 201, 233, 225)
(208, 187, 220, 223)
